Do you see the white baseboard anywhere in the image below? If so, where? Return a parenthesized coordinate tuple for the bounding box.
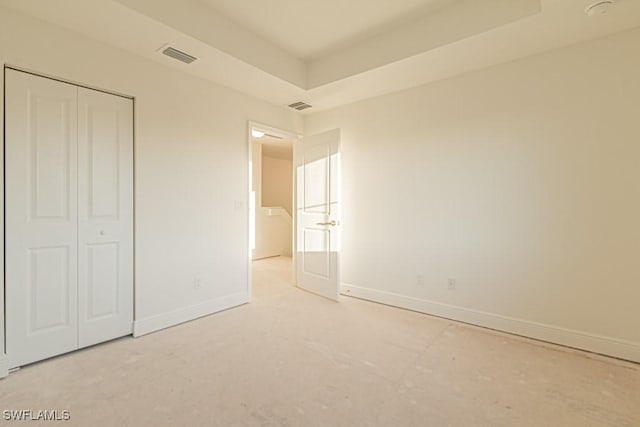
(133, 292, 249, 337)
(341, 284, 640, 364)
(0, 354, 8, 379)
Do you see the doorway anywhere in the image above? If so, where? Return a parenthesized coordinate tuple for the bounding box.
(247, 122, 342, 301)
(249, 125, 295, 263)
(248, 123, 297, 303)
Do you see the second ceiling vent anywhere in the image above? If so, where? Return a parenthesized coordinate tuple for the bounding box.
(161, 46, 198, 64)
(288, 101, 312, 111)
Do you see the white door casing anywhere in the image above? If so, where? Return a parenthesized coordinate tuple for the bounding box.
(77, 88, 134, 348)
(5, 69, 134, 368)
(295, 129, 340, 300)
(5, 70, 79, 368)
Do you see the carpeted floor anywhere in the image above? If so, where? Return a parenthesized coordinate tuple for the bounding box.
(0, 256, 638, 426)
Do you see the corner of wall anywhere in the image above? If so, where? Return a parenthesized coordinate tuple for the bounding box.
(132, 292, 249, 337)
(0, 354, 8, 379)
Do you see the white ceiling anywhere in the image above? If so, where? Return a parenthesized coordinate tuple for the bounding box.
(2, 0, 640, 113)
(200, 0, 458, 60)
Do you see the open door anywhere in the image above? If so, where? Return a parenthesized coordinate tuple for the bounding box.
(295, 129, 340, 300)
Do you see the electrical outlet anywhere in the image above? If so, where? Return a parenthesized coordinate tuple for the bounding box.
(448, 278, 456, 290)
(416, 273, 425, 286)
(194, 278, 201, 290)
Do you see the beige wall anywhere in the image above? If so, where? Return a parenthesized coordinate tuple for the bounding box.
(305, 27, 640, 361)
(262, 155, 293, 216)
(0, 5, 300, 367)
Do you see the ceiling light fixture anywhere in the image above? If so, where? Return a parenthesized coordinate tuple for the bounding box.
(585, 1, 614, 16)
(251, 130, 265, 138)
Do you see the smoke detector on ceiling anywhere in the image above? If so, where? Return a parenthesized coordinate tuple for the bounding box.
(585, 1, 615, 16)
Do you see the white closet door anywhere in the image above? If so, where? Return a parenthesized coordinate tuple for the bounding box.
(5, 70, 79, 368)
(77, 88, 134, 348)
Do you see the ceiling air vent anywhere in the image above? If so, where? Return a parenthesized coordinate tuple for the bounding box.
(288, 101, 312, 111)
(161, 46, 197, 64)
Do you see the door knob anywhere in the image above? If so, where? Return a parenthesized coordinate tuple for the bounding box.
(316, 220, 337, 226)
(100, 230, 106, 236)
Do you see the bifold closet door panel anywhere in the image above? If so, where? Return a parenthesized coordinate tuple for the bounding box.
(77, 88, 134, 348)
(5, 69, 79, 369)
(78, 88, 133, 347)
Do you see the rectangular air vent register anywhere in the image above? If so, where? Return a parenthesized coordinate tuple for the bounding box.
(288, 101, 312, 111)
(161, 46, 198, 64)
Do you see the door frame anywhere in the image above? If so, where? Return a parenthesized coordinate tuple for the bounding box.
(2, 65, 137, 374)
(246, 121, 300, 300)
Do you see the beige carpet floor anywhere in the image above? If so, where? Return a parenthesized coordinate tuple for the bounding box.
(0, 256, 639, 426)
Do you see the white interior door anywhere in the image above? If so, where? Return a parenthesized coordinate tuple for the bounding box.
(5, 69, 79, 368)
(295, 129, 340, 300)
(77, 88, 134, 348)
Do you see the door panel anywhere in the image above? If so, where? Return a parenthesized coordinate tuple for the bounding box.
(295, 129, 340, 300)
(86, 243, 120, 319)
(303, 144, 330, 214)
(30, 96, 73, 220)
(77, 88, 133, 348)
(28, 246, 72, 332)
(5, 69, 79, 368)
(87, 108, 120, 218)
(303, 229, 330, 277)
